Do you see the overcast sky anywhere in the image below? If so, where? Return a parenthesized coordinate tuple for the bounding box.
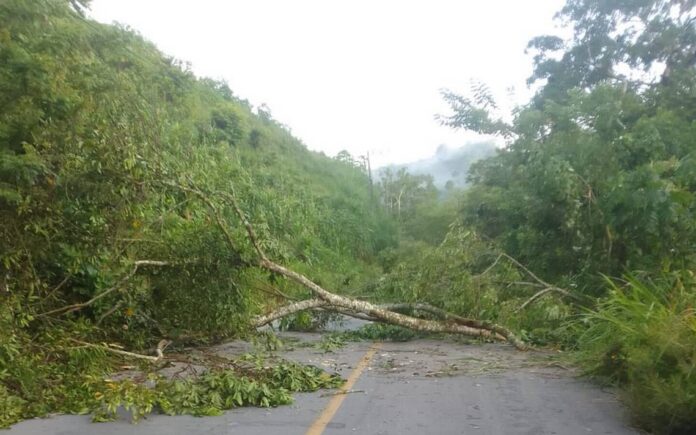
(89, 0, 566, 167)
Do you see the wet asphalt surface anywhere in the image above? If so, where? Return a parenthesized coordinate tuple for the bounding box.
(8, 327, 641, 435)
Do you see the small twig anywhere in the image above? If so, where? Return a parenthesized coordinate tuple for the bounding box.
(97, 301, 123, 325)
(163, 181, 240, 253)
(479, 253, 583, 310)
(68, 338, 169, 362)
(40, 274, 72, 303)
(507, 281, 546, 288)
(499, 253, 550, 288)
(248, 276, 298, 301)
(133, 260, 170, 267)
(517, 288, 555, 311)
(476, 254, 504, 277)
(113, 238, 166, 244)
(321, 308, 378, 322)
(216, 189, 267, 261)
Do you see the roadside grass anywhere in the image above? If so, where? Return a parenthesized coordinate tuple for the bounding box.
(573, 275, 696, 435)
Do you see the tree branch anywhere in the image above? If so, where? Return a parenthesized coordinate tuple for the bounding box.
(69, 338, 170, 362)
(260, 259, 527, 349)
(253, 299, 328, 327)
(37, 260, 170, 317)
(482, 253, 584, 308)
(178, 182, 529, 350)
(162, 181, 239, 253)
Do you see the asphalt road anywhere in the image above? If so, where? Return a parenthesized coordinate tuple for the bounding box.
(8, 334, 640, 435)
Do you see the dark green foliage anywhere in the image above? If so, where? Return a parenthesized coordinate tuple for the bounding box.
(152, 359, 343, 419)
(440, 0, 696, 289)
(455, 84, 696, 288)
(0, 0, 391, 341)
(434, 0, 696, 432)
(0, 0, 390, 427)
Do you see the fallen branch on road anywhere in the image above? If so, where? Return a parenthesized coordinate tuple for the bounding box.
(172, 182, 529, 350)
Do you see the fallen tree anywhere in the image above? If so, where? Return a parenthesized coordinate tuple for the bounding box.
(168, 182, 529, 351)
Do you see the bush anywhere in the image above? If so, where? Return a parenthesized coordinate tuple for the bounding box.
(575, 274, 696, 435)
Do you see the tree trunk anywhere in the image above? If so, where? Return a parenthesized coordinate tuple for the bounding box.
(259, 259, 527, 350)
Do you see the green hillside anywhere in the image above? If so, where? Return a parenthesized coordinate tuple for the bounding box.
(0, 0, 394, 424)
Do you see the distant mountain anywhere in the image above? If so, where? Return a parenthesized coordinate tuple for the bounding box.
(377, 141, 497, 190)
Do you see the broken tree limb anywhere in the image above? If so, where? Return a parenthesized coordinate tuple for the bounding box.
(517, 287, 564, 312)
(257, 299, 524, 349)
(259, 259, 527, 350)
(378, 303, 525, 349)
(253, 298, 329, 327)
(379, 302, 479, 323)
(173, 182, 528, 350)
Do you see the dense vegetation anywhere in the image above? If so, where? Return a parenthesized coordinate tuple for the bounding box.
(376, 1, 696, 433)
(1, 0, 695, 433)
(0, 0, 393, 426)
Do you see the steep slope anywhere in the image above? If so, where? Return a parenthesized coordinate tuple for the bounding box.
(0, 0, 392, 355)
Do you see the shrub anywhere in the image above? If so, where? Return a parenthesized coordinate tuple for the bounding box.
(575, 274, 696, 434)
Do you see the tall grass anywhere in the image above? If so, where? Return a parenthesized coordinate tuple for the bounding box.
(575, 274, 696, 434)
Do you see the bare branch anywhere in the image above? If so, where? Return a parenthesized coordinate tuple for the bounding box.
(133, 260, 170, 267)
(476, 254, 505, 277)
(499, 253, 552, 288)
(480, 253, 584, 308)
(216, 189, 267, 261)
(40, 274, 72, 304)
(97, 301, 123, 325)
(69, 338, 170, 362)
(323, 308, 379, 322)
(374, 303, 522, 348)
(516, 287, 576, 312)
(507, 281, 546, 288)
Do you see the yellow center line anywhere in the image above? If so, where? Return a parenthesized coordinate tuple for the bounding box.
(305, 342, 382, 435)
